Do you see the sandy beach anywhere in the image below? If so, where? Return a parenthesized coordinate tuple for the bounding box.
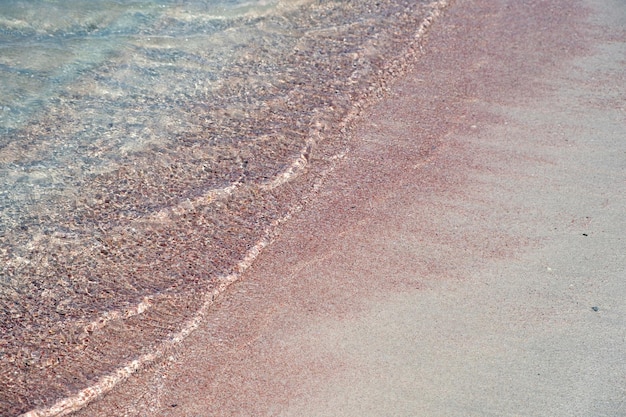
(44, 0, 626, 415)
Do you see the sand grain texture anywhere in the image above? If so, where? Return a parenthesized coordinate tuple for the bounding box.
(74, 0, 626, 415)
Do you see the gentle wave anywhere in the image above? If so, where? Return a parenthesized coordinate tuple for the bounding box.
(2, 1, 450, 415)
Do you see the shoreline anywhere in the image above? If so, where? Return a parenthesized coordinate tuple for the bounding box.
(72, 0, 626, 415)
(6, 2, 453, 416)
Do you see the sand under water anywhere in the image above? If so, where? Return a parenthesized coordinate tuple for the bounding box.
(0, 0, 450, 415)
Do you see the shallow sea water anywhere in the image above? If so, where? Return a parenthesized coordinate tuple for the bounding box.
(0, 0, 444, 414)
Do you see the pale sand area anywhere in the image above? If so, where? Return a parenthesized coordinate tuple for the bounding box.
(74, 0, 626, 416)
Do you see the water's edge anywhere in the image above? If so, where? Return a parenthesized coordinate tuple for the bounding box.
(1, 1, 451, 415)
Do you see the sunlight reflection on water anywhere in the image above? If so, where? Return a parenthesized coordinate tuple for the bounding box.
(0, 0, 442, 414)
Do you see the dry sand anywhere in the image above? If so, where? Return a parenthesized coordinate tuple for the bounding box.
(72, 0, 625, 415)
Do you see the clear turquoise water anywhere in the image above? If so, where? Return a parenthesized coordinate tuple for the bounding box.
(0, 0, 439, 413)
(0, 0, 289, 235)
(0, 0, 278, 129)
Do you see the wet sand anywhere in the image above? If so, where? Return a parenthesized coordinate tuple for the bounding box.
(3, 2, 450, 415)
(46, 0, 626, 415)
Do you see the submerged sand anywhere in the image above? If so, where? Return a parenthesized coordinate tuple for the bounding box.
(3, 2, 450, 415)
(35, 0, 626, 415)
